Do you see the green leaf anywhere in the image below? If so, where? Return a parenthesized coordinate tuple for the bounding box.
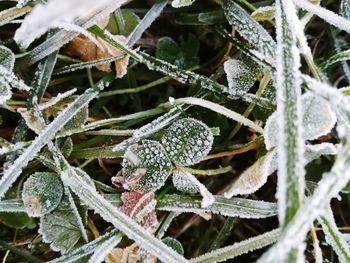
(156, 34, 200, 69)
(39, 195, 83, 253)
(121, 140, 172, 192)
(0, 45, 15, 70)
(224, 58, 262, 94)
(223, 0, 276, 62)
(0, 212, 36, 229)
(162, 237, 184, 255)
(22, 172, 64, 217)
(62, 103, 89, 130)
(161, 118, 213, 166)
(341, 0, 350, 19)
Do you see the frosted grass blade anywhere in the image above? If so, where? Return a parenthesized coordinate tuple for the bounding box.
(294, 0, 350, 34)
(275, 0, 304, 226)
(88, 232, 123, 263)
(191, 229, 280, 263)
(0, 75, 114, 200)
(126, 0, 167, 46)
(157, 195, 277, 219)
(48, 230, 119, 263)
(257, 141, 350, 263)
(0, 199, 26, 212)
(320, 210, 350, 262)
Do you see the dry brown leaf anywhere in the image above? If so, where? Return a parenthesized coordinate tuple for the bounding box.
(106, 243, 157, 263)
(120, 191, 158, 230)
(66, 34, 129, 78)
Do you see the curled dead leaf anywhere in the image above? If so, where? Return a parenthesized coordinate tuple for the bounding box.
(66, 34, 129, 78)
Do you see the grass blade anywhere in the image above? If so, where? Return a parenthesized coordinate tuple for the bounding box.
(0, 75, 114, 200)
(126, 0, 167, 46)
(191, 229, 280, 263)
(157, 195, 277, 219)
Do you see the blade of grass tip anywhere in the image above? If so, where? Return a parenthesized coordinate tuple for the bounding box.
(190, 229, 280, 263)
(0, 240, 43, 263)
(257, 140, 350, 263)
(0, 75, 114, 200)
(319, 209, 350, 262)
(294, 0, 350, 34)
(59, 165, 189, 263)
(88, 232, 123, 263)
(208, 217, 237, 252)
(275, 0, 305, 225)
(174, 97, 264, 134)
(48, 230, 119, 263)
(126, 0, 167, 46)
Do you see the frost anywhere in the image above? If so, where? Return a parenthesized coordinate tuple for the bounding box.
(121, 140, 172, 192)
(88, 233, 122, 263)
(257, 141, 350, 263)
(302, 92, 337, 141)
(162, 118, 213, 166)
(0, 199, 26, 213)
(294, 0, 350, 34)
(39, 195, 84, 253)
(0, 45, 15, 71)
(14, 0, 115, 48)
(341, 0, 350, 19)
(47, 230, 119, 263)
(224, 59, 261, 95)
(0, 83, 11, 105)
(251, 6, 275, 22)
(0, 76, 112, 200)
(320, 209, 350, 262)
(224, 150, 276, 198)
(172, 170, 214, 208)
(172, 0, 196, 8)
(22, 172, 63, 217)
(223, 0, 276, 61)
(158, 195, 277, 219)
(265, 92, 337, 149)
(120, 192, 158, 230)
(113, 107, 182, 152)
(191, 229, 280, 263)
(175, 97, 264, 134)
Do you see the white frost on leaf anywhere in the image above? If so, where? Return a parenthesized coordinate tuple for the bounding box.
(172, 0, 196, 8)
(162, 118, 214, 166)
(224, 143, 337, 198)
(265, 92, 337, 150)
(14, 0, 114, 48)
(224, 59, 261, 95)
(88, 234, 122, 263)
(172, 170, 214, 208)
(224, 150, 276, 198)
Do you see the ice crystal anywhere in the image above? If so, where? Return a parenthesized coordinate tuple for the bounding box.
(162, 118, 213, 166)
